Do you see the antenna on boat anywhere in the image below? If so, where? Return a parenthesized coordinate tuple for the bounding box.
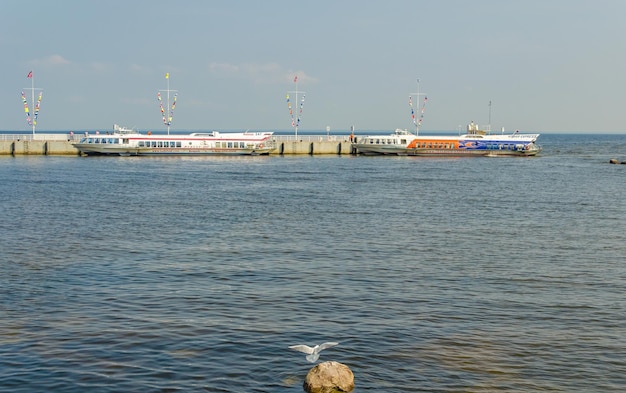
(21, 71, 43, 135)
(409, 78, 427, 136)
(286, 75, 306, 139)
(488, 100, 492, 134)
(158, 72, 178, 135)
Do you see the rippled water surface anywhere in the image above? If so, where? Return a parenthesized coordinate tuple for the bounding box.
(1, 134, 625, 392)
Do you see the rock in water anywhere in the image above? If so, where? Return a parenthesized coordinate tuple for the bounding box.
(303, 361, 354, 393)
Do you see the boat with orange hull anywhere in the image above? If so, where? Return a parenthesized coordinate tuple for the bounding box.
(353, 81, 541, 157)
(353, 125, 541, 157)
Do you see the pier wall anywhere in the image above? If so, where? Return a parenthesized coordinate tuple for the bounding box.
(0, 135, 358, 156)
(0, 140, 79, 156)
(275, 140, 355, 155)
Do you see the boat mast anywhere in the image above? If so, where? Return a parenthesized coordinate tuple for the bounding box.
(409, 78, 426, 136)
(488, 100, 492, 134)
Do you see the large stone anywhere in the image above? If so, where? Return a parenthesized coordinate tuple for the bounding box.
(303, 361, 354, 393)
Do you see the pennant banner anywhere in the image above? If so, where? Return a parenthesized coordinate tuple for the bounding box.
(169, 94, 177, 124)
(33, 91, 43, 125)
(409, 96, 416, 125)
(21, 91, 31, 125)
(286, 92, 305, 127)
(410, 95, 427, 126)
(157, 92, 177, 125)
(419, 96, 427, 126)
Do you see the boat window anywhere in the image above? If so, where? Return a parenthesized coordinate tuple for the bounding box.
(169, 141, 175, 147)
(138, 141, 144, 147)
(176, 141, 181, 147)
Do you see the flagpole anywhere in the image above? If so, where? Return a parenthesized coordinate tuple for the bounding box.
(159, 73, 177, 135)
(410, 78, 426, 136)
(23, 71, 42, 135)
(166, 75, 170, 135)
(287, 76, 305, 139)
(31, 74, 35, 135)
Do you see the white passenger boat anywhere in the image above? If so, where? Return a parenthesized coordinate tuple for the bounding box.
(353, 124, 541, 157)
(73, 124, 276, 156)
(353, 82, 541, 157)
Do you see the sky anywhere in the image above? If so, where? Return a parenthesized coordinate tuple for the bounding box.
(1, 0, 625, 133)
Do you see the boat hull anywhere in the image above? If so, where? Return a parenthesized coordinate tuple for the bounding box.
(73, 128, 276, 156)
(73, 145, 275, 156)
(353, 129, 541, 157)
(409, 147, 541, 157)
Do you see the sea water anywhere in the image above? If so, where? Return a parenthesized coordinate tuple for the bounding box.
(0, 134, 625, 392)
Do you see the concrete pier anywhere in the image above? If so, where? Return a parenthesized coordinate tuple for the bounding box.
(0, 134, 358, 156)
(0, 135, 80, 156)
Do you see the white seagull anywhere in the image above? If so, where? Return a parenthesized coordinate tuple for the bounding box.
(288, 342, 339, 363)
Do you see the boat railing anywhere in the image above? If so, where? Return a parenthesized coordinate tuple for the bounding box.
(0, 133, 80, 142)
(2, 133, 353, 143)
(509, 133, 540, 139)
(272, 135, 352, 143)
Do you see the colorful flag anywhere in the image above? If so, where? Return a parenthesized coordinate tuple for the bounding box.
(294, 76, 298, 83)
(165, 73, 169, 79)
(27, 71, 33, 78)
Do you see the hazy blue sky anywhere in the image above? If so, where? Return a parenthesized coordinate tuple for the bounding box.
(2, 0, 625, 133)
